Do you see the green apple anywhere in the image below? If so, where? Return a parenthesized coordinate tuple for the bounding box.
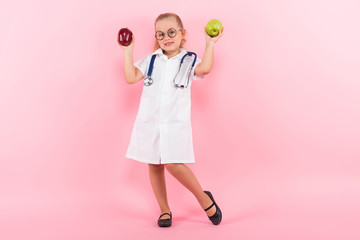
(206, 19, 223, 37)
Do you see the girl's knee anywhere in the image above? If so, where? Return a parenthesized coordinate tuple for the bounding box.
(148, 163, 165, 170)
(165, 163, 183, 172)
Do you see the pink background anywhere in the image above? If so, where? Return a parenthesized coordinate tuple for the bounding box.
(1, 0, 360, 239)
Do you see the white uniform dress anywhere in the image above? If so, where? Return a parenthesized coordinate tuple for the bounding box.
(125, 48, 204, 164)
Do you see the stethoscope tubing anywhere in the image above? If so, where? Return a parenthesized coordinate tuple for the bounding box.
(143, 52, 197, 88)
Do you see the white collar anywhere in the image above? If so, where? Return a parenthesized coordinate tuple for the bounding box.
(153, 48, 187, 60)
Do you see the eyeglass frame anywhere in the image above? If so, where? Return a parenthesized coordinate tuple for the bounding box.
(155, 28, 183, 40)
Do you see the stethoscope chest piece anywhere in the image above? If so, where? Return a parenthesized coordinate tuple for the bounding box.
(144, 54, 157, 86)
(144, 76, 153, 86)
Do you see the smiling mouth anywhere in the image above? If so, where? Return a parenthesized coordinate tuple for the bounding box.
(165, 42, 173, 46)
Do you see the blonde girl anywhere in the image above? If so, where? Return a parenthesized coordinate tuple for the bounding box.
(119, 13, 224, 227)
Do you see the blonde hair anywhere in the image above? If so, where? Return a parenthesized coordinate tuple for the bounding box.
(153, 13, 186, 51)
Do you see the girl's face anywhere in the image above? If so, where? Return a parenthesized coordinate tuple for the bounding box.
(155, 17, 184, 55)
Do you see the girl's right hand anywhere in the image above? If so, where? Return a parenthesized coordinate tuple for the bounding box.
(118, 35, 135, 52)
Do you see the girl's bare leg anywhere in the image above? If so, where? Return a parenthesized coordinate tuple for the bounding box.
(165, 163, 216, 217)
(148, 163, 172, 219)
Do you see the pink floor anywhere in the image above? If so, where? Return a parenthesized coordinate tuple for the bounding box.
(2, 170, 359, 240)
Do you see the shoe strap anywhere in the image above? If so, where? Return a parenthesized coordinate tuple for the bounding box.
(159, 212, 171, 218)
(204, 202, 215, 212)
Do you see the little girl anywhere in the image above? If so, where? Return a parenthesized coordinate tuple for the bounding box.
(119, 13, 223, 227)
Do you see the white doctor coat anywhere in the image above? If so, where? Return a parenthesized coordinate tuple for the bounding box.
(125, 48, 204, 164)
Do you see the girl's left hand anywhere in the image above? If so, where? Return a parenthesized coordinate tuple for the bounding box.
(204, 26, 224, 44)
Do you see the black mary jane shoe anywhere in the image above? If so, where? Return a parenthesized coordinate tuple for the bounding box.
(158, 212, 172, 227)
(204, 191, 222, 225)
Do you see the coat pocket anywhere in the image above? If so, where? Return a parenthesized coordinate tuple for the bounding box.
(176, 98, 191, 122)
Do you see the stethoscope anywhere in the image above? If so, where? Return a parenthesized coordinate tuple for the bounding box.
(143, 51, 197, 88)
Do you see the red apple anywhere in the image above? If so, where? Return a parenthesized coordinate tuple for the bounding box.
(118, 28, 133, 46)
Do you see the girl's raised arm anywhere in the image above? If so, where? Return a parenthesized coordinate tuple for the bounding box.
(194, 27, 224, 76)
(118, 36, 144, 84)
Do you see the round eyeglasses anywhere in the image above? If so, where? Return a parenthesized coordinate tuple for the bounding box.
(155, 28, 182, 40)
